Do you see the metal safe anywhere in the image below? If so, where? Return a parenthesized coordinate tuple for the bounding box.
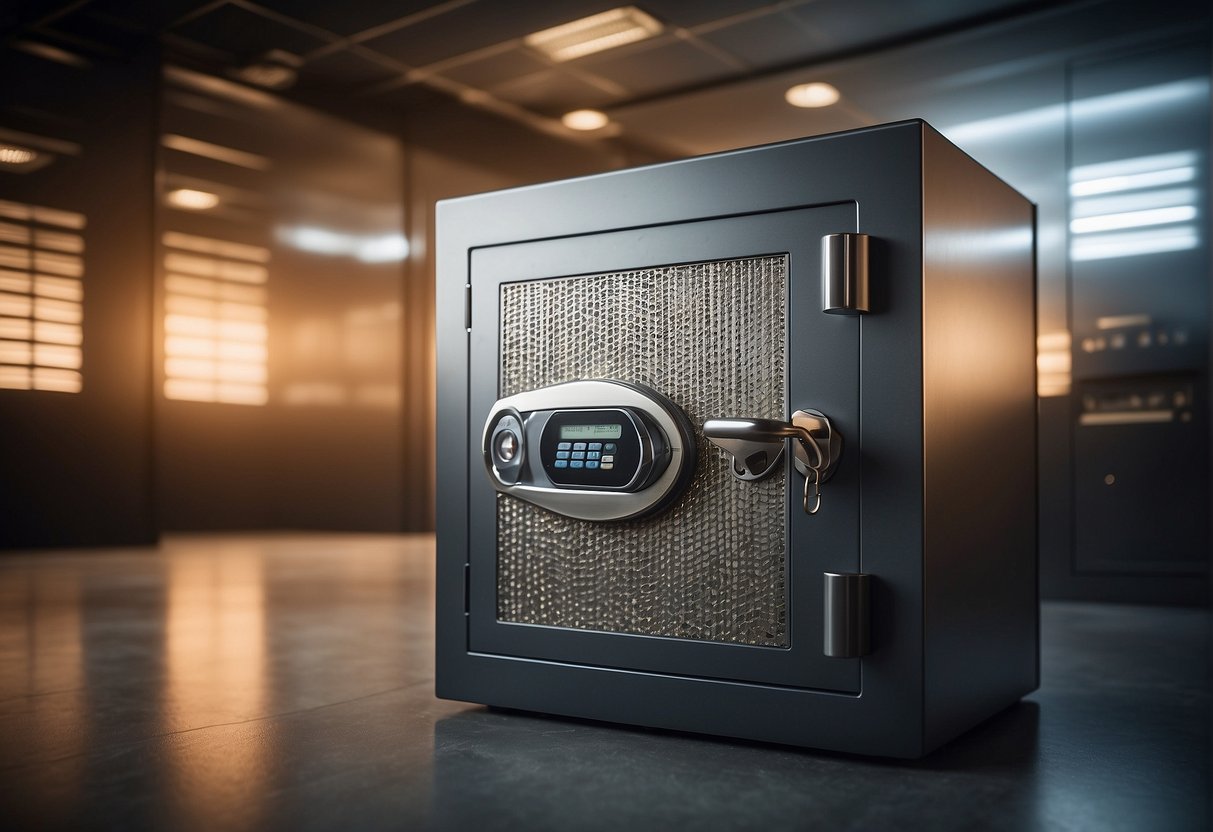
(435, 120, 1038, 758)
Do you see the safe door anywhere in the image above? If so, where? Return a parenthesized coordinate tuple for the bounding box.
(467, 205, 863, 692)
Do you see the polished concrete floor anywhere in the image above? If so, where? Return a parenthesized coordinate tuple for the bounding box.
(0, 534, 1208, 831)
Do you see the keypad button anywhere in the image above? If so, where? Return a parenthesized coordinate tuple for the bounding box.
(601, 454, 614, 463)
(557, 442, 571, 451)
(554, 460, 568, 468)
(588, 442, 602, 451)
(570, 460, 584, 469)
(586, 461, 599, 469)
(571, 451, 585, 460)
(604, 443, 617, 453)
(573, 442, 587, 451)
(601, 463, 614, 470)
(587, 451, 600, 460)
(555, 451, 569, 460)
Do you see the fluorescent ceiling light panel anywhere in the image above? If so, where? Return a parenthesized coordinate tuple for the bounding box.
(525, 7, 663, 62)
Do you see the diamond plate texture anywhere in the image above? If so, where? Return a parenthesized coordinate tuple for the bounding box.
(497, 256, 788, 646)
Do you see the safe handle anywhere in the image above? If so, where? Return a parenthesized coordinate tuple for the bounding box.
(703, 410, 843, 514)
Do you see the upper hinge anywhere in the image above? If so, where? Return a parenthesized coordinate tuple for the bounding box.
(821, 233, 870, 315)
(464, 284, 472, 331)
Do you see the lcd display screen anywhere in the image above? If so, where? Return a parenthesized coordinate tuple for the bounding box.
(559, 423, 623, 440)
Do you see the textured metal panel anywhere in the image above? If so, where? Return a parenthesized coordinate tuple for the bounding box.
(497, 255, 788, 646)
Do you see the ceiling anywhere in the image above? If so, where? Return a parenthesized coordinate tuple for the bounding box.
(5, 0, 1073, 151)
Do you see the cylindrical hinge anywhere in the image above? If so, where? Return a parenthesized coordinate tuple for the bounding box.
(823, 572, 871, 658)
(821, 233, 870, 315)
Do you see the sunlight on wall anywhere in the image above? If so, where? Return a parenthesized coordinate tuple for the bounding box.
(0, 199, 85, 393)
(163, 231, 270, 405)
(1069, 151, 1202, 261)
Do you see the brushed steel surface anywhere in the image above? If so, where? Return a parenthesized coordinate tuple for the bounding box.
(821, 233, 870, 314)
(920, 126, 1038, 750)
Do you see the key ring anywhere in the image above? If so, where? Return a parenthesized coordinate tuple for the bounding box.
(802, 466, 822, 515)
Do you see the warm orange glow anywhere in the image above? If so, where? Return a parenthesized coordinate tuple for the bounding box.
(0, 317, 31, 339)
(165, 551, 267, 828)
(33, 343, 82, 369)
(163, 232, 270, 405)
(32, 366, 82, 392)
(34, 275, 83, 301)
(166, 188, 220, 211)
(0, 199, 84, 392)
(1037, 331, 1072, 397)
(163, 231, 270, 262)
(0, 270, 30, 292)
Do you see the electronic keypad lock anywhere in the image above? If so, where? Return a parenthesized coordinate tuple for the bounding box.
(483, 379, 697, 522)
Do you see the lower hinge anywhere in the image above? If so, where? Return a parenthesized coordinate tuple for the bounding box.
(823, 572, 871, 658)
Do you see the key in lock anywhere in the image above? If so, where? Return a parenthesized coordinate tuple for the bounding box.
(702, 409, 843, 515)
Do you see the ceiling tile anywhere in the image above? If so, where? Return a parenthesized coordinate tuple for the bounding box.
(613, 71, 861, 156)
(296, 48, 403, 93)
(574, 37, 738, 98)
(697, 10, 830, 69)
(639, 0, 784, 29)
(170, 2, 333, 62)
(435, 48, 550, 90)
(784, 0, 1033, 48)
(490, 69, 622, 117)
(247, 0, 439, 37)
(364, 80, 456, 112)
(358, 0, 618, 69)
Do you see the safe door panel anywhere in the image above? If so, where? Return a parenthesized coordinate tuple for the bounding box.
(468, 206, 861, 692)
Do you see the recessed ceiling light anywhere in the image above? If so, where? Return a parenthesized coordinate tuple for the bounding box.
(167, 189, 220, 210)
(231, 49, 301, 90)
(0, 145, 38, 165)
(526, 6, 663, 63)
(562, 109, 610, 131)
(785, 82, 840, 108)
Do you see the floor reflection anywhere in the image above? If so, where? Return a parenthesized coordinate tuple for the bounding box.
(0, 563, 87, 829)
(0, 538, 1204, 830)
(163, 549, 267, 831)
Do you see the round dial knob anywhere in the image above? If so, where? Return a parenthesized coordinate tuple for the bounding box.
(495, 430, 518, 462)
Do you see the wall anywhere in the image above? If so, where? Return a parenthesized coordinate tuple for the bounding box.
(0, 43, 158, 547)
(155, 67, 408, 532)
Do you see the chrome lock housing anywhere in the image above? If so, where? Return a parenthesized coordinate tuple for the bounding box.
(482, 379, 696, 522)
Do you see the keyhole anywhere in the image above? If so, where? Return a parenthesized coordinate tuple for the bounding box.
(1104, 473, 1116, 486)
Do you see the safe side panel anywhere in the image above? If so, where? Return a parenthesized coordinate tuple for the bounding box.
(921, 126, 1039, 752)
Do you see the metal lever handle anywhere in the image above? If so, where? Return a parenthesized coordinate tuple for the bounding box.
(703, 410, 843, 514)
